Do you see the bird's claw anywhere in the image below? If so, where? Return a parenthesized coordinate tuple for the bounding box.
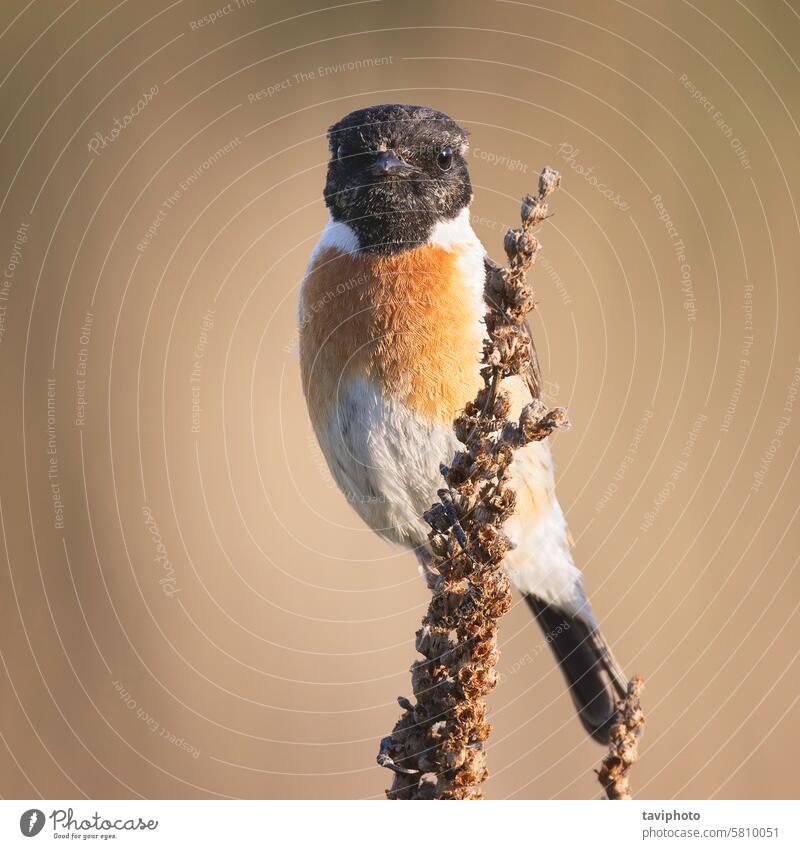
(377, 736, 419, 775)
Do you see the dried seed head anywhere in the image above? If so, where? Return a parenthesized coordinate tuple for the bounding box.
(539, 165, 561, 197)
(382, 168, 565, 800)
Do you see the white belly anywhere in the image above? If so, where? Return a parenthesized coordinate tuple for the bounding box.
(315, 374, 584, 616)
(315, 375, 460, 546)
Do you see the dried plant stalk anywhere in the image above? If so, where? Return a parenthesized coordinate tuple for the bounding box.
(377, 167, 566, 799)
(597, 675, 646, 800)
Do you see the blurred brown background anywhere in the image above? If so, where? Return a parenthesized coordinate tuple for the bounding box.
(0, 0, 798, 800)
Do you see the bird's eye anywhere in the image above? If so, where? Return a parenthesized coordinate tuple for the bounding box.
(437, 146, 454, 171)
(336, 144, 349, 161)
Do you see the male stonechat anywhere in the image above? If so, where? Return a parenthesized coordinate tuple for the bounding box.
(299, 104, 626, 742)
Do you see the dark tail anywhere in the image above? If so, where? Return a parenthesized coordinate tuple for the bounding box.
(525, 595, 627, 744)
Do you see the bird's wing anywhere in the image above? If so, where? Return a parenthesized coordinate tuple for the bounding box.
(483, 257, 542, 401)
(520, 318, 543, 401)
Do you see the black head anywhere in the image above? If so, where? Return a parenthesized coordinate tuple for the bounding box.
(323, 104, 472, 254)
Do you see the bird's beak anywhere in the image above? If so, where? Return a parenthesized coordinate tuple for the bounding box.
(370, 150, 415, 177)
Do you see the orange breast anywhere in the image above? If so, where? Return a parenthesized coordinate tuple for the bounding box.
(299, 244, 484, 423)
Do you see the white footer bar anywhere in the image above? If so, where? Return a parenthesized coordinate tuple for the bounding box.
(1, 799, 797, 848)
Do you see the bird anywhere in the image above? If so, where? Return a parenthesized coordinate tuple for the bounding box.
(298, 103, 627, 743)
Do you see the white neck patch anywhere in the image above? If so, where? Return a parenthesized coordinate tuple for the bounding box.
(313, 215, 360, 258)
(427, 207, 482, 252)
